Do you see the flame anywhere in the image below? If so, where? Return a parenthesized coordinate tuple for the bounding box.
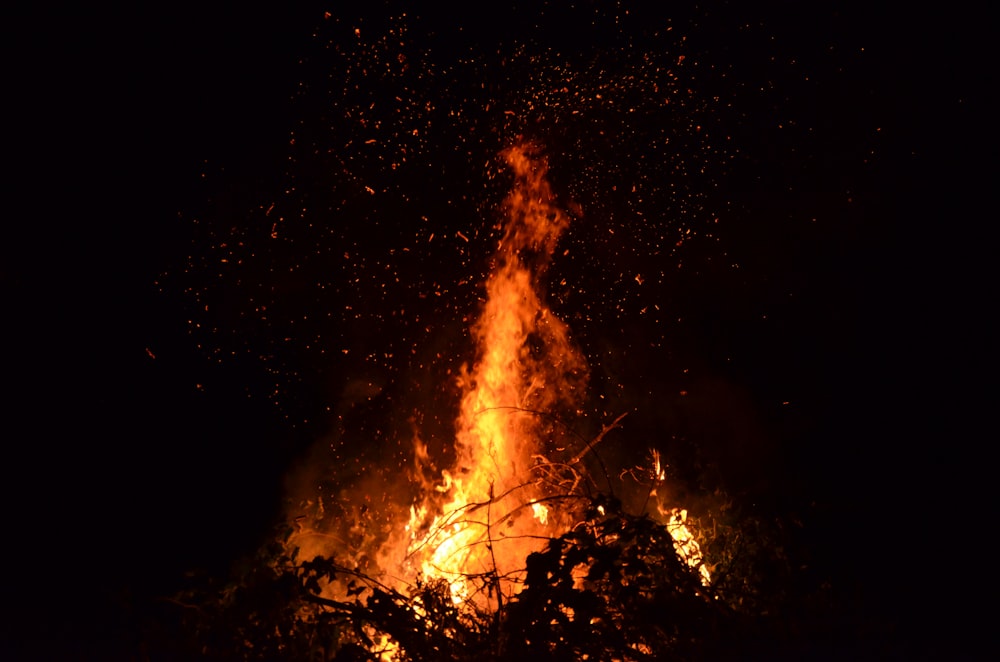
(286, 142, 710, 620)
(396, 144, 587, 604)
(664, 507, 711, 585)
(649, 450, 711, 585)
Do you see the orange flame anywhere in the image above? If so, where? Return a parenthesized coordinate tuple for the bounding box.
(397, 144, 587, 604)
(286, 142, 710, 619)
(649, 449, 712, 585)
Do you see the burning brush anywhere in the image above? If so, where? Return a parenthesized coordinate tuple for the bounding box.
(253, 144, 723, 660)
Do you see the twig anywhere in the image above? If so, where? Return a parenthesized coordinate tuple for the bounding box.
(485, 481, 504, 618)
(568, 411, 627, 495)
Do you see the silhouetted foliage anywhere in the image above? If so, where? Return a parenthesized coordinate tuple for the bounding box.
(502, 498, 730, 661)
(156, 489, 816, 661)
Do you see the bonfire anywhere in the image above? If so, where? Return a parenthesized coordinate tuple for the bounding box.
(167, 144, 776, 662)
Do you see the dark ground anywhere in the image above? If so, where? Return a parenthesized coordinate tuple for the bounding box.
(2, 2, 991, 659)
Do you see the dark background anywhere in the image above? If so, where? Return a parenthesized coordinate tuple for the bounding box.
(3, 1, 989, 658)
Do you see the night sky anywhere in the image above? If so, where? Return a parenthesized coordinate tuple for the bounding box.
(3, 2, 989, 659)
